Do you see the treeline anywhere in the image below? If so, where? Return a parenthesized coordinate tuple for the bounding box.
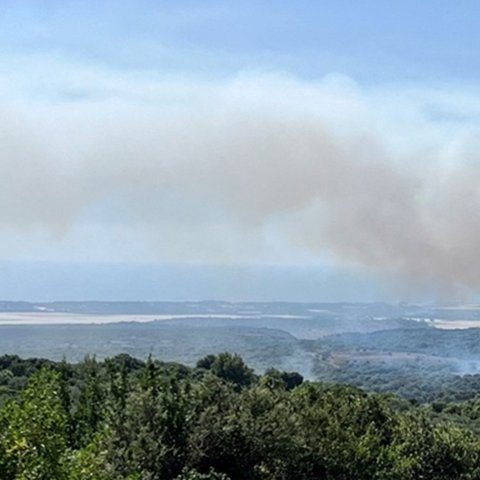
(319, 327, 480, 359)
(1, 353, 480, 479)
(307, 327, 480, 402)
(312, 353, 480, 403)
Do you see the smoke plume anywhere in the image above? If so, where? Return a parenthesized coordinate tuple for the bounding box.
(2, 71, 480, 291)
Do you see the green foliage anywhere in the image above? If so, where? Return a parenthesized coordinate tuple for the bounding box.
(309, 328, 480, 403)
(72, 356, 106, 447)
(63, 429, 113, 480)
(0, 369, 68, 479)
(0, 354, 479, 479)
(200, 353, 255, 389)
(263, 368, 303, 390)
(104, 371, 190, 479)
(196, 355, 216, 370)
(175, 468, 230, 480)
(385, 413, 480, 479)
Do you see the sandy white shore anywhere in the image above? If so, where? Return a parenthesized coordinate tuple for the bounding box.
(0, 312, 307, 325)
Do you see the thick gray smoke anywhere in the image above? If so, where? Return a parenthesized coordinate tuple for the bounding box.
(1, 72, 480, 290)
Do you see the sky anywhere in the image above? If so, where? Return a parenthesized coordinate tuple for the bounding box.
(1, 1, 480, 301)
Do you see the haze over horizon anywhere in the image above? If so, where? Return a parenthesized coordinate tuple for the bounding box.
(2, 1, 480, 301)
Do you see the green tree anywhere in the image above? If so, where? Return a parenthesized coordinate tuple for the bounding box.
(73, 356, 105, 447)
(0, 369, 68, 480)
(208, 353, 255, 389)
(103, 362, 191, 479)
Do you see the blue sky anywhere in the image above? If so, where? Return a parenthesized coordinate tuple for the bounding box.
(1, 1, 480, 300)
(2, 0, 480, 82)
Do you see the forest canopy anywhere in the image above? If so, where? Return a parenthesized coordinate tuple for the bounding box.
(1, 353, 480, 479)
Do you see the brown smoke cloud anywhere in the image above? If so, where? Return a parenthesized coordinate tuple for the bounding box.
(1, 72, 480, 291)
